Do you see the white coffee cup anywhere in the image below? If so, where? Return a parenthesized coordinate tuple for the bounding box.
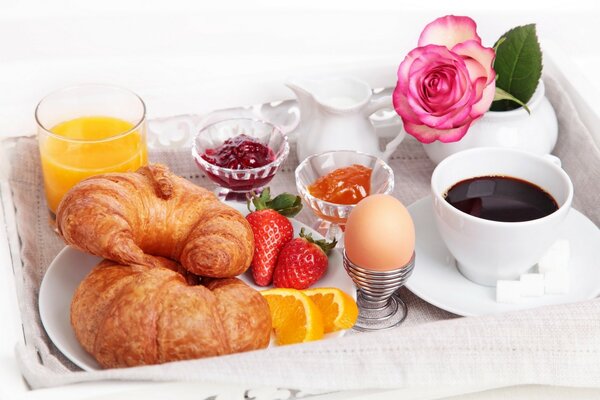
(431, 147, 573, 286)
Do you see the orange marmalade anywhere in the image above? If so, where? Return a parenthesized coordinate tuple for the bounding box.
(308, 164, 372, 205)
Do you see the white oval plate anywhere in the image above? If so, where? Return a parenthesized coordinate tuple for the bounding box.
(39, 217, 355, 371)
(405, 196, 600, 317)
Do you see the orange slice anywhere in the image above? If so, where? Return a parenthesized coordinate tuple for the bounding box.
(303, 287, 358, 333)
(261, 288, 324, 345)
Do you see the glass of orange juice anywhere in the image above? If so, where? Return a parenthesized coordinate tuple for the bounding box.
(36, 85, 148, 219)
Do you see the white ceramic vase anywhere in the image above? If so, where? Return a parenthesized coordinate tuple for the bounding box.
(422, 80, 558, 165)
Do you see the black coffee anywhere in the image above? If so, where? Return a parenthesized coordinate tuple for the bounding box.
(445, 176, 559, 222)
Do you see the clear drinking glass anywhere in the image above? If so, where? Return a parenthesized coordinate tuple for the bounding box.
(36, 85, 148, 220)
(295, 150, 395, 243)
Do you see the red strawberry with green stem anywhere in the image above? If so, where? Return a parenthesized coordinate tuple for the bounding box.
(273, 228, 337, 289)
(246, 188, 303, 286)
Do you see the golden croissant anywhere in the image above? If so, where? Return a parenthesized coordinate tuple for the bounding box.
(71, 258, 272, 368)
(56, 164, 254, 277)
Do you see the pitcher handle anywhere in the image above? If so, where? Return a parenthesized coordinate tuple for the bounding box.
(279, 106, 301, 142)
(364, 94, 406, 161)
(381, 126, 406, 161)
(363, 94, 392, 117)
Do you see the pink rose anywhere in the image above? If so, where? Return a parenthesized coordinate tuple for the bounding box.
(393, 15, 496, 143)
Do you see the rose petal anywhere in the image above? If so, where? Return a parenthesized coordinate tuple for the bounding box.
(404, 120, 471, 143)
(432, 103, 473, 129)
(406, 59, 474, 127)
(432, 61, 470, 110)
(470, 79, 496, 117)
(396, 45, 448, 94)
(470, 76, 486, 104)
(452, 40, 496, 84)
(437, 122, 473, 143)
(392, 85, 423, 125)
(405, 46, 469, 110)
(418, 15, 481, 49)
(406, 45, 456, 73)
(396, 54, 416, 94)
(463, 58, 486, 83)
(409, 90, 473, 129)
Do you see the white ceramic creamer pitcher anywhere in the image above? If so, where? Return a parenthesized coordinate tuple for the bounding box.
(286, 76, 405, 162)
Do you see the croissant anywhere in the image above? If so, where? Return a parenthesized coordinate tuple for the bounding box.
(71, 258, 272, 368)
(56, 164, 254, 277)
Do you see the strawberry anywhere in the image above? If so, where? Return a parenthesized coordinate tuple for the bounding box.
(246, 188, 303, 286)
(273, 228, 337, 289)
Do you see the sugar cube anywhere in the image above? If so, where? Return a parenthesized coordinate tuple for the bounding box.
(545, 269, 571, 294)
(538, 240, 570, 273)
(520, 273, 545, 297)
(496, 280, 522, 303)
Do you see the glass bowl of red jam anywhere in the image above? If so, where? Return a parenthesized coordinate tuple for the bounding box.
(192, 118, 289, 197)
(295, 150, 394, 242)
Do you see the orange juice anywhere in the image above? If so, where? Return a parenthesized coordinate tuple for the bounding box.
(39, 116, 148, 214)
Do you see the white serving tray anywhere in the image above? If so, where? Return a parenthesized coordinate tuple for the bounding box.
(1, 46, 599, 400)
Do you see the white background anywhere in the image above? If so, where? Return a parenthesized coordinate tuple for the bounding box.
(1, 1, 600, 399)
(1, 0, 600, 135)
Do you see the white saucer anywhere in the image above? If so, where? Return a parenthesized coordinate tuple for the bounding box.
(39, 218, 354, 371)
(405, 196, 600, 317)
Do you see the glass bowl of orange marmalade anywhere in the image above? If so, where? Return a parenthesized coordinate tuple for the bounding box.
(295, 150, 394, 242)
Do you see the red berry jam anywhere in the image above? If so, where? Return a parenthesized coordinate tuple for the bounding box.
(201, 134, 275, 169)
(197, 134, 279, 191)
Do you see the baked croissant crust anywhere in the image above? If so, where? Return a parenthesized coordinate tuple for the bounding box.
(71, 258, 272, 368)
(56, 164, 254, 277)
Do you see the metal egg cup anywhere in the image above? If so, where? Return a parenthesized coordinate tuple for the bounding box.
(343, 251, 415, 331)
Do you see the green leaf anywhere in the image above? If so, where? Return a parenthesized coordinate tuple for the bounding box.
(490, 24, 542, 112)
(299, 227, 337, 254)
(247, 187, 303, 217)
(266, 193, 303, 217)
(493, 87, 531, 114)
(250, 187, 271, 211)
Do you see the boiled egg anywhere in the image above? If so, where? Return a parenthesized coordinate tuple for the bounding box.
(344, 194, 415, 270)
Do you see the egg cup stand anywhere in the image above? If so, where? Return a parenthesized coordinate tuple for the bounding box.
(343, 251, 415, 331)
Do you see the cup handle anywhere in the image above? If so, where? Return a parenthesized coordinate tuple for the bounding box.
(543, 154, 562, 168)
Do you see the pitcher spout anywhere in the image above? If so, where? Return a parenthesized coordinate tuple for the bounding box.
(286, 78, 316, 108)
(285, 76, 314, 92)
(285, 77, 318, 136)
